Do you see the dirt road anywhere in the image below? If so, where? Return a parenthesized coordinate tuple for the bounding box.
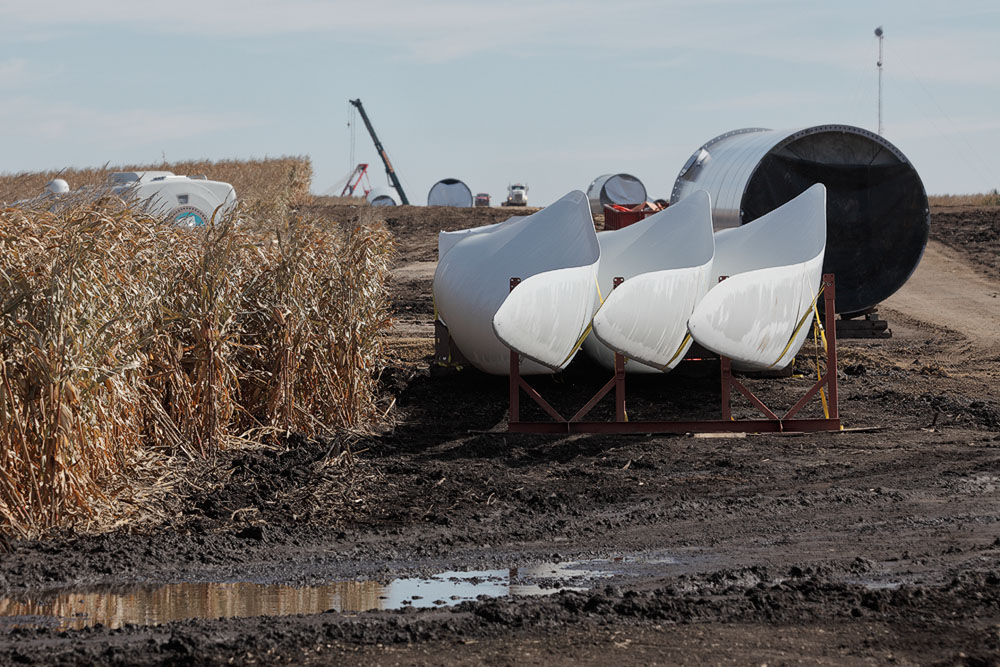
(883, 240, 1000, 357)
(0, 203, 998, 665)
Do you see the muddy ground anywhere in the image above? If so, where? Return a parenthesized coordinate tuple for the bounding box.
(0, 201, 998, 665)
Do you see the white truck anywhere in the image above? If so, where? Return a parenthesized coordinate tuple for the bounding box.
(503, 183, 528, 207)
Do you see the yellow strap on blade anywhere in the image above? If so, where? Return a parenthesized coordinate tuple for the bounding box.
(559, 279, 607, 367)
(811, 304, 840, 428)
(768, 285, 826, 368)
(812, 303, 830, 420)
(560, 323, 594, 367)
(816, 307, 828, 353)
(657, 332, 692, 371)
(810, 296, 829, 352)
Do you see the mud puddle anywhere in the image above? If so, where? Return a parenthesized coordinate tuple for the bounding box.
(0, 554, 678, 631)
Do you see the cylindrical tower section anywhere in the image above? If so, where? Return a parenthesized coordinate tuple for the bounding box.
(586, 173, 647, 216)
(671, 125, 929, 314)
(427, 178, 473, 207)
(367, 187, 399, 207)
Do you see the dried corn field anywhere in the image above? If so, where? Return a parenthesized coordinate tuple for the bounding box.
(0, 192, 393, 538)
(927, 191, 1000, 207)
(0, 156, 313, 208)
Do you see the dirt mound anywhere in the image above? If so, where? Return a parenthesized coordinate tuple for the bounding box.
(300, 202, 539, 265)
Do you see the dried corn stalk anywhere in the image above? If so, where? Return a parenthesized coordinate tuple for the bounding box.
(0, 191, 392, 537)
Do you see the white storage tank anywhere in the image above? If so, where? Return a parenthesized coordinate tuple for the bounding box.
(427, 178, 473, 207)
(586, 174, 647, 216)
(367, 187, 399, 207)
(45, 179, 69, 195)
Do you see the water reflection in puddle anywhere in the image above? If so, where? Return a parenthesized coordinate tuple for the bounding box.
(849, 579, 903, 591)
(0, 554, 676, 631)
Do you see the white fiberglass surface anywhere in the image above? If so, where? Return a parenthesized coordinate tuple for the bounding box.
(110, 171, 175, 185)
(132, 179, 237, 226)
(437, 216, 520, 259)
(584, 191, 714, 373)
(433, 190, 600, 375)
(687, 184, 827, 370)
(427, 180, 473, 207)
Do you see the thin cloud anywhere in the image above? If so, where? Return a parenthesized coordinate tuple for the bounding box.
(0, 1, 639, 63)
(0, 96, 261, 143)
(2, 0, 996, 78)
(1, 1, 593, 38)
(887, 116, 1000, 141)
(889, 34, 1000, 85)
(0, 1, 854, 65)
(0, 58, 29, 86)
(688, 90, 836, 113)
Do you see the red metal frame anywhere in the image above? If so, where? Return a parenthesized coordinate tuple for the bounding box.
(340, 163, 372, 197)
(507, 274, 841, 434)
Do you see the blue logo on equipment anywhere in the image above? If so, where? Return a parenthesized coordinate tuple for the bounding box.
(175, 209, 206, 227)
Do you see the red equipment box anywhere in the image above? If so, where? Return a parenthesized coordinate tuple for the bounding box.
(603, 205, 655, 230)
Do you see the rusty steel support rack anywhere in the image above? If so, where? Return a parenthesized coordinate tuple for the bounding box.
(507, 274, 841, 434)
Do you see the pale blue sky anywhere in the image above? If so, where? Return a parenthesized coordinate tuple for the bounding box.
(1, 1, 998, 206)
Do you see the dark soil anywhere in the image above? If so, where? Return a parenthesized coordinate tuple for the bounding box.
(1, 203, 999, 665)
(930, 203, 1000, 278)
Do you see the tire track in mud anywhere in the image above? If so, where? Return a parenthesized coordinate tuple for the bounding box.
(882, 240, 1000, 360)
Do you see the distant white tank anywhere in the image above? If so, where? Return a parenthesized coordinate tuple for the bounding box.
(367, 187, 399, 207)
(586, 173, 647, 216)
(45, 179, 70, 194)
(427, 179, 473, 207)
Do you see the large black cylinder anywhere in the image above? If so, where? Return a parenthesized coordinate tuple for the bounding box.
(671, 125, 930, 314)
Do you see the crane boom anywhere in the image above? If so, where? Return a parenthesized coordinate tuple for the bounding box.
(349, 99, 409, 205)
